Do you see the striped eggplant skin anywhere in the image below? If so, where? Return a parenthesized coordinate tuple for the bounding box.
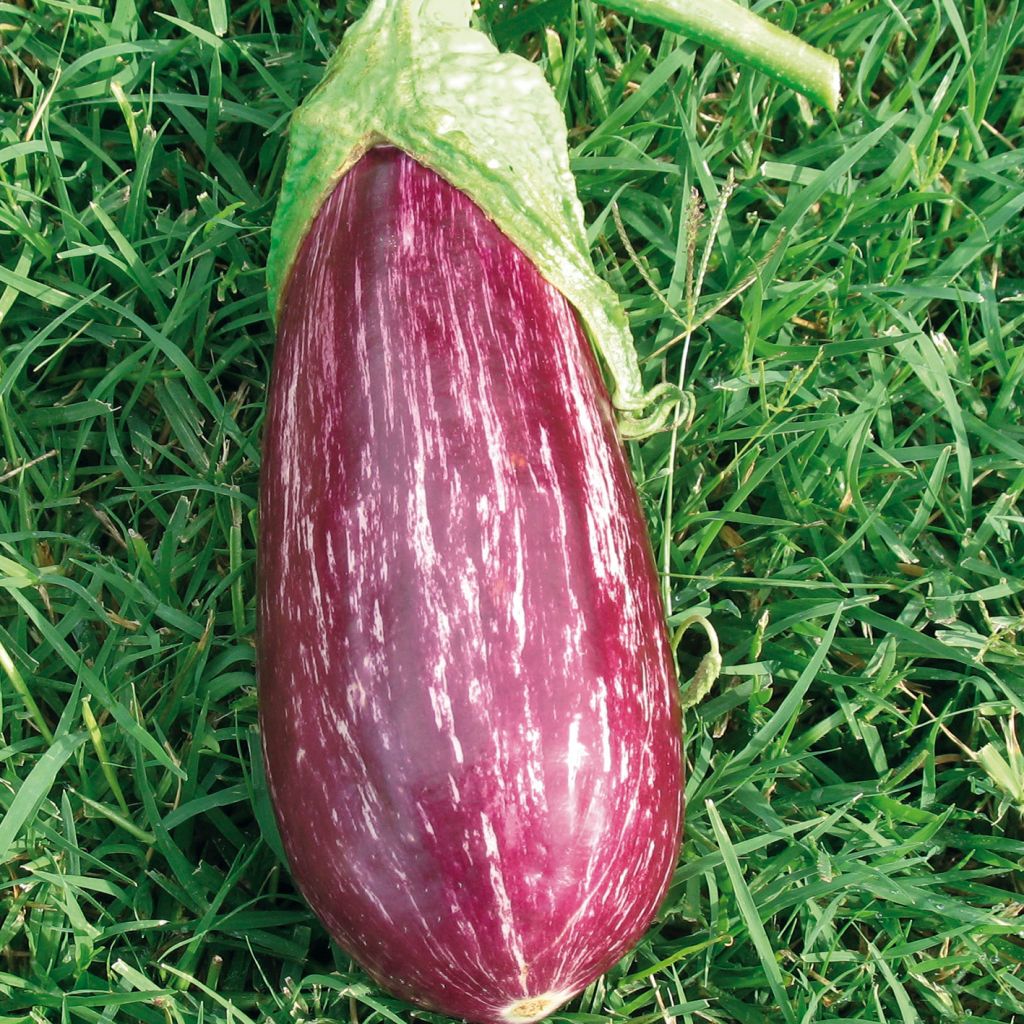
(258, 147, 682, 1024)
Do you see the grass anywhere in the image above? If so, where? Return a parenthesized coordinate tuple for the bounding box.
(1, 0, 1023, 1021)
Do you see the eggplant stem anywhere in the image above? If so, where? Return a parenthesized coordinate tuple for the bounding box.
(602, 0, 841, 111)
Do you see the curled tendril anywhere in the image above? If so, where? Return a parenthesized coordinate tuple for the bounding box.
(671, 613, 722, 710)
(616, 383, 692, 440)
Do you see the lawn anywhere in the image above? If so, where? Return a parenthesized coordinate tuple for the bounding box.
(1, 0, 1023, 1022)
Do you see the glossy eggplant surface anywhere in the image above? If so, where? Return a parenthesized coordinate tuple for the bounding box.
(259, 146, 682, 1024)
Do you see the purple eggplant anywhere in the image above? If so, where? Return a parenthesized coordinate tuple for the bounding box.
(258, 147, 682, 1024)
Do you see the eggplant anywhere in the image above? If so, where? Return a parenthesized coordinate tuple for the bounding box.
(258, 147, 683, 1023)
(258, 0, 839, 1016)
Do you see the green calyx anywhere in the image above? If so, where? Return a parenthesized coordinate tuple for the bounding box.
(268, 0, 840, 438)
(267, 0, 679, 437)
